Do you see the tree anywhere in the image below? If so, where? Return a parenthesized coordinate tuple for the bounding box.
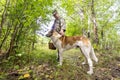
(91, 0, 99, 43)
(0, 0, 53, 58)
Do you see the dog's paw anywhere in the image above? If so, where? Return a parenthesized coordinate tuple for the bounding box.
(95, 58, 98, 63)
(59, 62, 62, 66)
(87, 71, 93, 75)
(82, 61, 86, 65)
(94, 58, 98, 63)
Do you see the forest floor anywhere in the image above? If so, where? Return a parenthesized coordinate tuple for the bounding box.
(0, 45, 120, 80)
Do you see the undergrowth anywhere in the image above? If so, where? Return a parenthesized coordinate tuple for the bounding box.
(0, 44, 120, 80)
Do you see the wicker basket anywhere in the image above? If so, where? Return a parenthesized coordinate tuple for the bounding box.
(48, 42, 56, 50)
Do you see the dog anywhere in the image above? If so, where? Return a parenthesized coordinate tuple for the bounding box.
(46, 30, 98, 75)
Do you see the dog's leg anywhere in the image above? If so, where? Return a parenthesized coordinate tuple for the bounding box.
(87, 57, 93, 75)
(58, 49, 63, 65)
(81, 47, 93, 75)
(57, 50, 60, 62)
(90, 47, 98, 63)
(80, 48, 87, 65)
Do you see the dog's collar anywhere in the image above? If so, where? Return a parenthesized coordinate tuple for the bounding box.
(51, 35, 65, 46)
(51, 37, 59, 45)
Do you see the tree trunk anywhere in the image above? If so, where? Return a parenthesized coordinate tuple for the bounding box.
(0, 22, 12, 49)
(0, 0, 10, 37)
(15, 23, 23, 48)
(91, 0, 99, 43)
(6, 23, 19, 57)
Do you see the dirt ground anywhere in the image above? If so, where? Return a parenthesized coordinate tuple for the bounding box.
(0, 49, 120, 80)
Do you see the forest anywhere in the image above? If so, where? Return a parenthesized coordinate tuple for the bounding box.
(0, 0, 120, 80)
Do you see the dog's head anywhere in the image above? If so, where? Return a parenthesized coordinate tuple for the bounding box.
(52, 31, 62, 38)
(46, 30, 61, 38)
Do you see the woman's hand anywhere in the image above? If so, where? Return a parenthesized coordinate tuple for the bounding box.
(59, 29, 65, 36)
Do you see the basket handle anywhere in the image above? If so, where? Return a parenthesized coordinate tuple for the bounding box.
(49, 39, 52, 43)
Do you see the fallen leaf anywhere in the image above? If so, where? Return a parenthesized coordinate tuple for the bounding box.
(117, 64, 120, 67)
(17, 69, 23, 72)
(23, 73, 30, 78)
(45, 75, 49, 78)
(49, 75, 53, 79)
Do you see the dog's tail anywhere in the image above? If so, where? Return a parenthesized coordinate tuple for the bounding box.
(90, 47, 98, 62)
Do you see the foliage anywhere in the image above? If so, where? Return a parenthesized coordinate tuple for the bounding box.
(0, 0, 53, 56)
(0, 0, 120, 80)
